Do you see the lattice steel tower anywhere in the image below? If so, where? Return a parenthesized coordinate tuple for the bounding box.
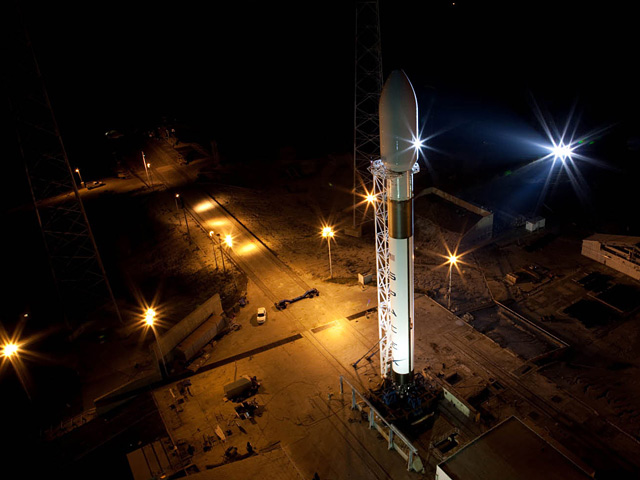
(353, 0, 384, 229)
(9, 16, 122, 329)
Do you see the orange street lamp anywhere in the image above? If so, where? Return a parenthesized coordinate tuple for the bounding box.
(1, 342, 19, 359)
(447, 255, 458, 310)
(208, 231, 219, 270)
(74, 168, 84, 188)
(144, 308, 167, 377)
(321, 226, 335, 279)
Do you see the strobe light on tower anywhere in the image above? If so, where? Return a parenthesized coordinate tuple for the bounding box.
(379, 70, 418, 387)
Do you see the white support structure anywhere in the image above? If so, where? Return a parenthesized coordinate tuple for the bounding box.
(370, 159, 391, 377)
(370, 159, 419, 379)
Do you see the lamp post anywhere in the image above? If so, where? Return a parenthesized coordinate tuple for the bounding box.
(74, 168, 84, 188)
(144, 308, 168, 377)
(216, 233, 226, 273)
(147, 163, 153, 188)
(1, 341, 32, 401)
(322, 226, 334, 279)
(142, 151, 151, 187)
(208, 231, 219, 269)
(447, 255, 458, 310)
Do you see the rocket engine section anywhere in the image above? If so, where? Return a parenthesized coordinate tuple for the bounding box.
(379, 70, 418, 386)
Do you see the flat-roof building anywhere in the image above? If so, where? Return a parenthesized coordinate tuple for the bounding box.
(436, 416, 592, 480)
(581, 234, 640, 281)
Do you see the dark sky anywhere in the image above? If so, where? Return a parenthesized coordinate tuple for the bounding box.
(8, 0, 640, 218)
(17, 1, 638, 159)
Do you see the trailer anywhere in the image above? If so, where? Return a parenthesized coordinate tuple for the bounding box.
(175, 314, 225, 364)
(223, 376, 260, 401)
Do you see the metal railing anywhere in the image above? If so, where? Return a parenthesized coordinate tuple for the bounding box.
(339, 375, 423, 473)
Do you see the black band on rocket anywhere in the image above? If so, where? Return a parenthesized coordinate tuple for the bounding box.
(389, 199, 413, 239)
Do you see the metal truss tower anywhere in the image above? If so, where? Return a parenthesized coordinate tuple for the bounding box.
(353, 0, 383, 229)
(9, 19, 122, 329)
(370, 159, 419, 378)
(370, 160, 391, 376)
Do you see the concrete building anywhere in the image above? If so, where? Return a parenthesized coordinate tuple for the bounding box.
(581, 234, 640, 281)
(526, 216, 546, 233)
(435, 416, 592, 480)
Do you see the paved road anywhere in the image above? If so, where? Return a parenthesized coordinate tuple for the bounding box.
(145, 139, 377, 359)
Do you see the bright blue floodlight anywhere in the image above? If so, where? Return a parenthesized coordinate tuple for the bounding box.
(550, 141, 574, 162)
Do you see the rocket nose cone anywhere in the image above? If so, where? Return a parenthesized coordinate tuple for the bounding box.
(379, 70, 418, 172)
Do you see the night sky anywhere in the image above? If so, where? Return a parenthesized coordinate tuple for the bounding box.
(17, 1, 639, 162)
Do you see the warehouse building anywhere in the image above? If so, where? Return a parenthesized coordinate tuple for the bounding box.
(436, 416, 592, 480)
(581, 234, 640, 281)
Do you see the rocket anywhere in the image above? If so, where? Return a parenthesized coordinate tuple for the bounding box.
(379, 70, 418, 386)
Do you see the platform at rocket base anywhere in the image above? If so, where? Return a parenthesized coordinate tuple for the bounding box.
(379, 70, 418, 386)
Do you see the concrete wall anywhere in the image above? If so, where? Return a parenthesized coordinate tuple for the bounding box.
(582, 240, 640, 281)
(421, 187, 494, 247)
(463, 213, 494, 246)
(94, 370, 162, 415)
(442, 386, 474, 419)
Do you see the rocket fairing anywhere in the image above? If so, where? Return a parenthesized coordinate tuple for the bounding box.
(379, 70, 418, 385)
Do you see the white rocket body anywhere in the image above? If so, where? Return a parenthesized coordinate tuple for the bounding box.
(379, 70, 418, 385)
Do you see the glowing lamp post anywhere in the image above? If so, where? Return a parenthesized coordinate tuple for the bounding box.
(142, 151, 151, 187)
(74, 168, 84, 188)
(208, 231, 219, 270)
(447, 255, 458, 310)
(144, 308, 167, 377)
(2, 341, 31, 400)
(322, 226, 334, 279)
(212, 233, 226, 272)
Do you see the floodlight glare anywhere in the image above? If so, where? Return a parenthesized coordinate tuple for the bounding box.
(551, 142, 574, 162)
(2, 342, 19, 358)
(412, 135, 425, 154)
(321, 226, 334, 238)
(144, 308, 156, 326)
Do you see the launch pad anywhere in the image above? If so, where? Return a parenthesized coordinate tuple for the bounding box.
(367, 372, 442, 434)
